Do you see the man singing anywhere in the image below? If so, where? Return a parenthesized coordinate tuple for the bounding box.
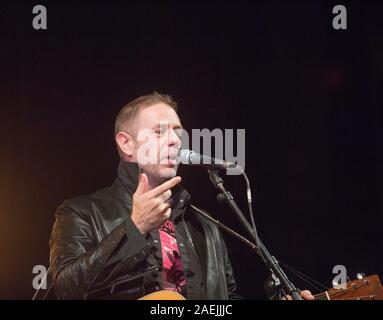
(49, 92, 241, 299)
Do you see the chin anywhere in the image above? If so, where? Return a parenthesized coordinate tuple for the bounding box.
(158, 166, 178, 180)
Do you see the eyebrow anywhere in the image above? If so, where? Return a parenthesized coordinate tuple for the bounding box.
(152, 123, 183, 130)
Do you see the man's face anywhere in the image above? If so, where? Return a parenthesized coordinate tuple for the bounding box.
(131, 103, 183, 182)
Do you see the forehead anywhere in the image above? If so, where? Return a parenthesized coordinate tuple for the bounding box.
(136, 102, 181, 128)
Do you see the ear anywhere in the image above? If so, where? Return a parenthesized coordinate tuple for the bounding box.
(116, 131, 135, 160)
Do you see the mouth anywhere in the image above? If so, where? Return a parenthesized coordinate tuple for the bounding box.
(160, 150, 180, 167)
(159, 155, 178, 166)
(166, 155, 178, 166)
(166, 158, 177, 166)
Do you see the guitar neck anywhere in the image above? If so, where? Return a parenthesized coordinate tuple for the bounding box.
(312, 274, 383, 300)
(314, 292, 330, 300)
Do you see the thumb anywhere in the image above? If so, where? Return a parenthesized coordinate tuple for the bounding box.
(135, 173, 148, 195)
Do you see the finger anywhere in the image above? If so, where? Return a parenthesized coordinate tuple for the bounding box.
(148, 176, 181, 198)
(157, 190, 172, 203)
(301, 290, 315, 300)
(157, 203, 171, 217)
(135, 173, 148, 195)
(163, 208, 171, 220)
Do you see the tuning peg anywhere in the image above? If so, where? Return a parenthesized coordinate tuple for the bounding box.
(356, 273, 366, 280)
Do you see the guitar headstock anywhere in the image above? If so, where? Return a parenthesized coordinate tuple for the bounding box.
(315, 274, 383, 300)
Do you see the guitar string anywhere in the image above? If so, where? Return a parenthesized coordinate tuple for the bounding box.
(315, 285, 357, 299)
(276, 261, 370, 300)
(279, 260, 330, 292)
(314, 282, 367, 300)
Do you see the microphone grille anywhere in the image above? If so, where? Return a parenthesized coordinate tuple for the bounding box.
(178, 149, 191, 164)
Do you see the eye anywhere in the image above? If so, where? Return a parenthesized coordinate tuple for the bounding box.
(174, 128, 183, 138)
(154, 129, 165, 137)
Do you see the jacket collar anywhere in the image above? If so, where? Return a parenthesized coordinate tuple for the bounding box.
(116, 160, 191, 219)
(117, 159, 140, 195)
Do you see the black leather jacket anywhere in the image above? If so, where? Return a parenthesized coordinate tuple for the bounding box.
(49, 160, 240, 300)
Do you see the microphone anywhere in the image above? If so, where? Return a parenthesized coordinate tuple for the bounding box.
(178, 149, 239, 170)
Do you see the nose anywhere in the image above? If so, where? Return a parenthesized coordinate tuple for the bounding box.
(168, 128, 181, 147)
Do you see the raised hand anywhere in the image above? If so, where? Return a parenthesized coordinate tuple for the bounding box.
(130, 173, 182, 235)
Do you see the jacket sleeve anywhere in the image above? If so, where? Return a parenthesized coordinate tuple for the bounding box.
(49, 198, 152, 299)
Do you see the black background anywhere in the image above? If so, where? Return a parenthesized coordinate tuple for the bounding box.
(1, 0, 382, 299)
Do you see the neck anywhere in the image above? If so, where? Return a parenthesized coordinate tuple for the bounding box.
(143, 172, 167, 191)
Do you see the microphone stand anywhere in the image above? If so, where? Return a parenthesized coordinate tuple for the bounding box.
(207, 169, 303, 300)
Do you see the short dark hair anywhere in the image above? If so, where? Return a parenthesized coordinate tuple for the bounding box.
(114, 91, 178, 136)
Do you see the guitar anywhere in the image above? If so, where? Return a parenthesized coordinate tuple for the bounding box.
(139, 274, 383, 300)
(314, 274, 383, 300)
(139, 290, 186, 300)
